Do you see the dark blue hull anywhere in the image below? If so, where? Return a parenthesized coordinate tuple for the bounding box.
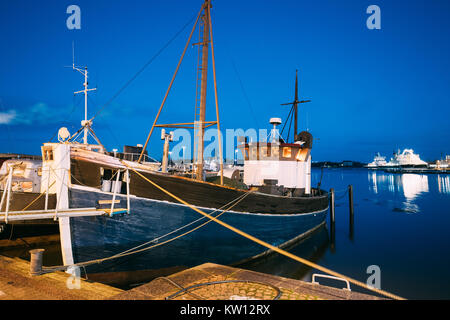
(67, 188, 328, 274)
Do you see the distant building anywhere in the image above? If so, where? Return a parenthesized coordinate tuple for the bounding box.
(341, 160, 353, 167)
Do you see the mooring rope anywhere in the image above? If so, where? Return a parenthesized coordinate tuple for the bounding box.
(111, 189, 254, 257)
(41, 186, 254, 272)
(122, 162, 405, 300)
(333, 189, 349, 201)
(89, 189, 255, 273)
(32, 160, 403, 300)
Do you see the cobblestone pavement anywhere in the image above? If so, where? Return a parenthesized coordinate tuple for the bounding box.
(111, 263, 383, 300)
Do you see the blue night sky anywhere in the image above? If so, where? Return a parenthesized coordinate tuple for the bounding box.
(1, 0, 449, 162)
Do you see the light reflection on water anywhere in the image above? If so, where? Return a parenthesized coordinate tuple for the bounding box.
(310, 168, 450, 299)
(368, 171, 434, 214)
(368, 171, 430, 200)
(438, 175, 450, 194)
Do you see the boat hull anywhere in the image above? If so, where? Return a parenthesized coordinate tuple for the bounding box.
(67, 187, 328, 274)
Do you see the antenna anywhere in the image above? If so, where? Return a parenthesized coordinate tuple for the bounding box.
(67, 43, 97, 144)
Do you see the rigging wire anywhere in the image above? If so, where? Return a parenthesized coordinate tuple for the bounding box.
(286, 108, 293, 143)
(280, 105, 294, 139)
(86, 94, 120, 147)
(228, 58, 260, 129)
(89, 13, 199, 124)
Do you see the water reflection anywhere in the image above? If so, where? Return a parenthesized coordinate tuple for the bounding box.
(237, 225, 329, 281)
(438, 175, 450, 194)
(369, 171, 430, 199)
(401, 174, 429, 200)
(368, 171, 432, 213)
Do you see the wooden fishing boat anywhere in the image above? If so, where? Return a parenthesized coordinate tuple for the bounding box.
(0, 0, 328, 274)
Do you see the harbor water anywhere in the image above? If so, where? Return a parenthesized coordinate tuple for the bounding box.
(241, 167, 450, 299)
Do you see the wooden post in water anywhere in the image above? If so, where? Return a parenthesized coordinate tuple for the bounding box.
(329, 188, 336, 252)
(348, 184, 354, 241)
(329, 188, 335, 225)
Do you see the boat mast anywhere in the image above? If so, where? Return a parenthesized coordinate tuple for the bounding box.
(137, 0, 224, 184)
(194, 2, 210, 180)
(281, 70, 311, 141)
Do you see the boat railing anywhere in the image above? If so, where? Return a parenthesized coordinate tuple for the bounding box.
(312, 273, 351, 291)
(109, 151, 159, 164)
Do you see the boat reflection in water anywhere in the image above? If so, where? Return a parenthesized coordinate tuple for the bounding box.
(438, 175, 450, 194)
(400, 174, 429, 200)
(236, 224, 329, 281)
(368, 171, 433, 213)
(369, 171, 429, 198)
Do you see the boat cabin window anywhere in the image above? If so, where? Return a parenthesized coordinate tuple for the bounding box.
(43, 147, 53, 161)
(296, 148, 308, 161)
(282, 147, 291, 159)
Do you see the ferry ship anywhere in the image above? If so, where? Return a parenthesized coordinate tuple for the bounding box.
(367, 149, 428, 169)
(366, 153, 388, 169)
(387, 149, 428, 168)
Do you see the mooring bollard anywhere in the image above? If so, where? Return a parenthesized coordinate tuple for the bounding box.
(29, 248, 45, 276)
(329, 188, 335, 225)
